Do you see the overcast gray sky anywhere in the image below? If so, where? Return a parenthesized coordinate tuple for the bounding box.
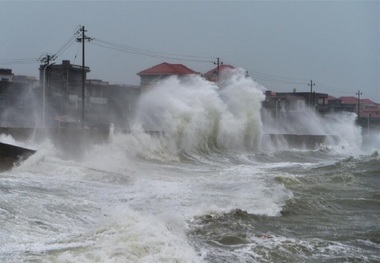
(1, 0, 379, 102)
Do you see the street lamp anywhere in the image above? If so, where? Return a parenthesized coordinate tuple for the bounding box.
(42, 63, 55, 128)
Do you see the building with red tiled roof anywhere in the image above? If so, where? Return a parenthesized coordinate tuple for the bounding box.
(338, 96, 360, 104)
(203, 64, 235, 82)
(137, 62, 199, 88)
(337, 96, 380, 118)
(339, 96, 376, 105)
(327, 95, 336, 100)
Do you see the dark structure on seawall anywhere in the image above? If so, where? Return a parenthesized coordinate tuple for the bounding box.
(0, 141, 36, 170)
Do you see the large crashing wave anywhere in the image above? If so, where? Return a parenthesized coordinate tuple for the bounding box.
(114, 67, 368, 162)
(133, 68, 265, 156)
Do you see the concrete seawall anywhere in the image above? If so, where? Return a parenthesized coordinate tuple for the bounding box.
(0, 127, 338, 163)
(0, 127, 110, 160)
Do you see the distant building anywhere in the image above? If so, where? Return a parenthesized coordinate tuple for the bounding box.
(39, 60, 90, 110)
(338, 96, 380, 118)
(137, 62, 199, 90)
(103, 84, 140, 130)
(81, 79, 109, 127)
(264, 90, 328, 113)
(0, 69, 38, 127)
(203, 64, 235, 82)
(13, 75, 38, 89)
(0, 69, 14, 81)
(325, 96, 356, 114)
(39, 60, 91, 126)
(85, 79, 140, 129)
(36, 60, 142, 128)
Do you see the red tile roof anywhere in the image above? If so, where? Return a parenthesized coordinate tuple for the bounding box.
(361, 98, 377, 105)
(338, 96, 357, 104)
(338, 96, 377, 105)
(203, 64, 235, 78)
(137, 62, 198, 76)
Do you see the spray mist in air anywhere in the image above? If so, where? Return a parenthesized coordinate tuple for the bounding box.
(133, 68, 266, 156)
(110, 67, 368, 161)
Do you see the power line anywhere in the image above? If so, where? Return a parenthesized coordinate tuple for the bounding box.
(220, 58, 314, 87)
(73, 43, 81, 63)
(316, 81, 349, 94)
(93, 38, 214, 60)
(45, 27, 82, 63)
(0, 58, 40, 65)
(253, 75, 307, 85)
(53, 35, 77, 59)
(90, 38, 214, 63)
(38, 26, 82, 65)
(251, 70, 309, 82)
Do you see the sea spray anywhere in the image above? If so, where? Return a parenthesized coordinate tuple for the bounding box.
(217, 68, 265, 151)
(134, 68, 265, 157)
(3, 70, 379, 262)
(262, 101, 363, 153)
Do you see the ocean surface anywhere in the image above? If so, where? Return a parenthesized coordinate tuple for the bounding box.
(1, 70, 379, 262)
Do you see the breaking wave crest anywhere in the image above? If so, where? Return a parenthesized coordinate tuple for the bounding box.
(133, 69, 265, 159)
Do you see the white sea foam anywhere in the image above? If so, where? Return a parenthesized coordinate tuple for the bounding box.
(135, 68, 265, 156)
(0, 133, 38, 151)
(48, 205, 201, 263)
(0, 133, 17, 145)
(2, 69, 377, 262)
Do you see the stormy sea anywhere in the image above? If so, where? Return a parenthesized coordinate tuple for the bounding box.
(1, 69, 379, 262)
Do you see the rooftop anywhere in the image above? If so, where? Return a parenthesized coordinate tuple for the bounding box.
(203, 64, 235, 79)
(137, 62, 198, 76)
(338, 96, 377, 105)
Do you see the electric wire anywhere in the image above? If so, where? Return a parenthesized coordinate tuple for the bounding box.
(93, 38, 214, 60)
(90, 38, 214, 63)
(52, 34, 77, 60)
(249, 70, 309, 83)
(220, 58, 310, 85)
(0, 58, 40, 65)
(1, 26, 80, 67)
(253, 76, 307, 85)
(0, 28, 361, 100)
(73, 43, 81, 64)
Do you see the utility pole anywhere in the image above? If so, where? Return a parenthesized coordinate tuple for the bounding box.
(40, 54, 53, 67)
(308, 80, 315, 106)
(40, 54, 55, 128)
(356, 90, 362, 119)
(213, 57, 223, 82)
(76, 26, 92, 128)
